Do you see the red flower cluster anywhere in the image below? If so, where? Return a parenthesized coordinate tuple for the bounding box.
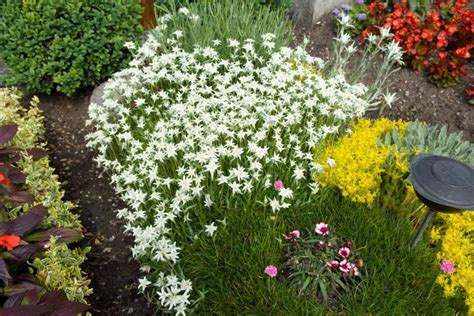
(0, 172, 11, 185)
(364, 0, 474, 88)
(0, 234, 21, 251)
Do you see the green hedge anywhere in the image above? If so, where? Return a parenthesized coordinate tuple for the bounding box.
(0, 0, 143, 96)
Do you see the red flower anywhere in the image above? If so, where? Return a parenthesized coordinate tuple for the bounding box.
(0, 235, 21, 251)
(328, 260, 339, 270)
(421, 29, 435, 41)
(445, 24, 458, 35)
(338, 247, 351, 258)
(438, 52, 448, 59)
(467, 88, 474, 97)
(0, 173, 10, 185)
(393, 9, 403, 18)
(455, 47, 471, 59)
(392, 19, 404, 29)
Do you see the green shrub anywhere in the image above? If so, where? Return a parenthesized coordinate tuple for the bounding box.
(0, 0, 143, 96)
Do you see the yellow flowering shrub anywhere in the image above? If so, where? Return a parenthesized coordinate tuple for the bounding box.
(432, 212, 474, 313)
(315, 118, 408, 204)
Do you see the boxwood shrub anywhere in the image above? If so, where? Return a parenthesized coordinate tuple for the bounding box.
(0, 0, 143, 96)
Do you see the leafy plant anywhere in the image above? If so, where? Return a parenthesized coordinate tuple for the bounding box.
(281, 223, 363, 304)
(0, 0, 143, 96)
(153, 0, 293, 58)
(32, 238, 92, 303)
(0, 124, 47, 210)
(0, 206, 82, 287)
(386, 120, 474, 165)
(364, 0, 473, 88)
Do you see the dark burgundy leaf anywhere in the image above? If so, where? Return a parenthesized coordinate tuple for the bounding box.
(22, 289, 40, 305)
(43, 291, 91, 316)
(0, 304, 50, 316)
(0, 257, 11, 285)
(9, 191, 34, 208)
(3, 293, 24, 308)
(0, 125, 18, 145)
(24, 228, 82, 244)
(2, 281, 42, 297)
(8, 243, 46, 262)
(0, 290, 90, 316)
(5, 153, 21, 163)
(0, 147, 21, 155)
(25, 148, 48, 161)
(13, 274, 41, 287)
(3, 206, 47, 235)
(6, 168, 26, 185)
(3, 290, 40, 308)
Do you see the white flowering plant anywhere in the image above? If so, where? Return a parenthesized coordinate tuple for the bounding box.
(86, 13, 402, 314)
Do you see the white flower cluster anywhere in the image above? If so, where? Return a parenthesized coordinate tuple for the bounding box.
(87, 28, 370, 314)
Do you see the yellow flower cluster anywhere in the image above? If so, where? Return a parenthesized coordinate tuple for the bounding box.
(433, 212, 474, 313)
(315, 117, 473, 311)
(315, 118, 408, 204)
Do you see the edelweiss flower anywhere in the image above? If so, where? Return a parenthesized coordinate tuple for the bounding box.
(205, 222, 218, 237)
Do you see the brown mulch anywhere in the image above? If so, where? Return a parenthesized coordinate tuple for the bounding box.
(27, 89, 155, 316)
(294, 14, 474, 141)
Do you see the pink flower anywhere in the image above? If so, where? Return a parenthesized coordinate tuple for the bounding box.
(439, 260, 455, 274)
(316, 241, 326, 249)
(315, 223, 329, 236)
(338, 247, 350, 258)
(264, 265, 278, 278)
(274, 180, 284, 191)
(327, 260, 339, 270)
(346, 241, 353, 248)
(339, 260, 350, 273)
(351, 266, 360, 276)
(284, 230, 300, 241)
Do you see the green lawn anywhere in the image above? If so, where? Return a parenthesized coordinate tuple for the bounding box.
(173, 190, 456, 315)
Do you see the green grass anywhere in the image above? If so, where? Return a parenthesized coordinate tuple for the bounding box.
(174, 190, 457, 315)
(155, 0, 293, 58)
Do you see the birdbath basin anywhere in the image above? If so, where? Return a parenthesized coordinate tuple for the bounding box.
(409, 154, 474, 248)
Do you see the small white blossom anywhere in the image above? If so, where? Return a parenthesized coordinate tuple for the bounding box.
(205, 222, 218, 237)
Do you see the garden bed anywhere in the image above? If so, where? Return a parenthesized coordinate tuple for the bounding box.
(15, 11, 471, 315)
(0, 0, 470, 314)
(27, 89, 153, 315)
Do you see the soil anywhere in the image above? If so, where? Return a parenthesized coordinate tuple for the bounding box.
(2, 10, 470, 316)
(293, 13, 474, 141)
(26, 89, 155, 316)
